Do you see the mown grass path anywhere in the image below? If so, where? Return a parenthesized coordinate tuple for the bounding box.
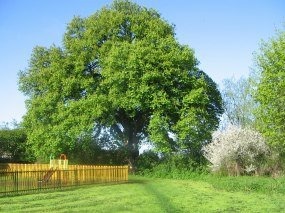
(0, 176, 284, 212)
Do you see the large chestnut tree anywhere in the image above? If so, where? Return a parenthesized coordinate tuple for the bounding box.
(19, 0, 223, 167)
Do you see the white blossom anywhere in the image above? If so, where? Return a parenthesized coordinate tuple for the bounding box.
(203, 125, 269, 174)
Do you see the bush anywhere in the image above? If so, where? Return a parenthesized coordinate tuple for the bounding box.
(136, 150, 161, 173)
(260, 151, 285, 177)
(138, 152, 208, 178)
(0, 128, 36, 163)
(203, 125, 269, 175)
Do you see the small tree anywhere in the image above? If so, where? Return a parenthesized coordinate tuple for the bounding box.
(254, 28, 285, 153)
(0, 128, 35, 163)
(203, 125, 269, 175)
(221, 77, 256, 129)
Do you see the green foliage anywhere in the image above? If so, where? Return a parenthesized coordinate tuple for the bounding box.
(18, 0, 223, 165)
(260, 150, 285, 176)
(254, 28, 285, 152)
(136, 150, 160, 172)
(221, 77, 256, 128)
(67, 138, 129, 165)
(139, 153, 208, 178)
(0, 128, 35, 163)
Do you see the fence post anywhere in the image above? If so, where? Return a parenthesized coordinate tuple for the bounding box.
(74, 169, 79, 186)
(13, 171, 19, 193)
(57, 170, 61, 189)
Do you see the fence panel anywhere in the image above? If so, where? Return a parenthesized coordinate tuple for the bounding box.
(0, 166, 128, 196)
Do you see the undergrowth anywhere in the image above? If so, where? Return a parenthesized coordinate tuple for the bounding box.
(137, 151, 285, 194)
(138, 164, 285, 194)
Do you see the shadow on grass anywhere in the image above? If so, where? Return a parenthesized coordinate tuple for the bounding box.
(126, 177, 149, 185)
(142, 182, 180, 213)
(126, 176, 180, 212)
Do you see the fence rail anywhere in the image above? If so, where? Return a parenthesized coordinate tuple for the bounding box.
(0, 166, 128, 196)
(0, 163, 127, 172)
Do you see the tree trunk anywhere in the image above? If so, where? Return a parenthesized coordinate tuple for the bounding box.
(114, 111, 143, 172)
(125, 126, 139, 173)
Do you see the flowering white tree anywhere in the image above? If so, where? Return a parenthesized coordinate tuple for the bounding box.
(203, 125, 269, 175)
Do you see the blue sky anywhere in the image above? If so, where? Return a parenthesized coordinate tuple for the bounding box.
(0, 0, 284, 124)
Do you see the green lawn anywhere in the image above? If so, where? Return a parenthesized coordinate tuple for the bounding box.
(0, 176, 284, 212)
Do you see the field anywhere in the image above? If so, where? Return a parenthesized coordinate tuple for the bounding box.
(0, 176, 284, 212)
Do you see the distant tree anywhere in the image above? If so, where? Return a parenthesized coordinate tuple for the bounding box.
(0, 127, 35, 163)
(221, 77, 256, 128)
(18, 0, 223, 167)
(254, 28, 285, 153)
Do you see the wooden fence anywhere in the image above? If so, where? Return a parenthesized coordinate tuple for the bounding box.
(0, 163, 128, 172)
(0, 164, 129, 196)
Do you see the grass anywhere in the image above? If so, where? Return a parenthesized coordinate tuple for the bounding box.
(202, 175, 285, 194)
(0, 176, 285, 212)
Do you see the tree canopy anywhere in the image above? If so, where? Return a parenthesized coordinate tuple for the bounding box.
(19, 0, 223, 166)
(0, 127, 34, 163)
(221, 77, 256, 128)
(254, 28, 285, 152)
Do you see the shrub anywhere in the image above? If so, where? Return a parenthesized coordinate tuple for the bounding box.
(203, 125, 269, 175)
(138, 152, 208, 178)
(136, 150, 161, 173)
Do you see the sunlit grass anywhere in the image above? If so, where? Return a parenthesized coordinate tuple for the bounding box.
(0, 176, 284, 212)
